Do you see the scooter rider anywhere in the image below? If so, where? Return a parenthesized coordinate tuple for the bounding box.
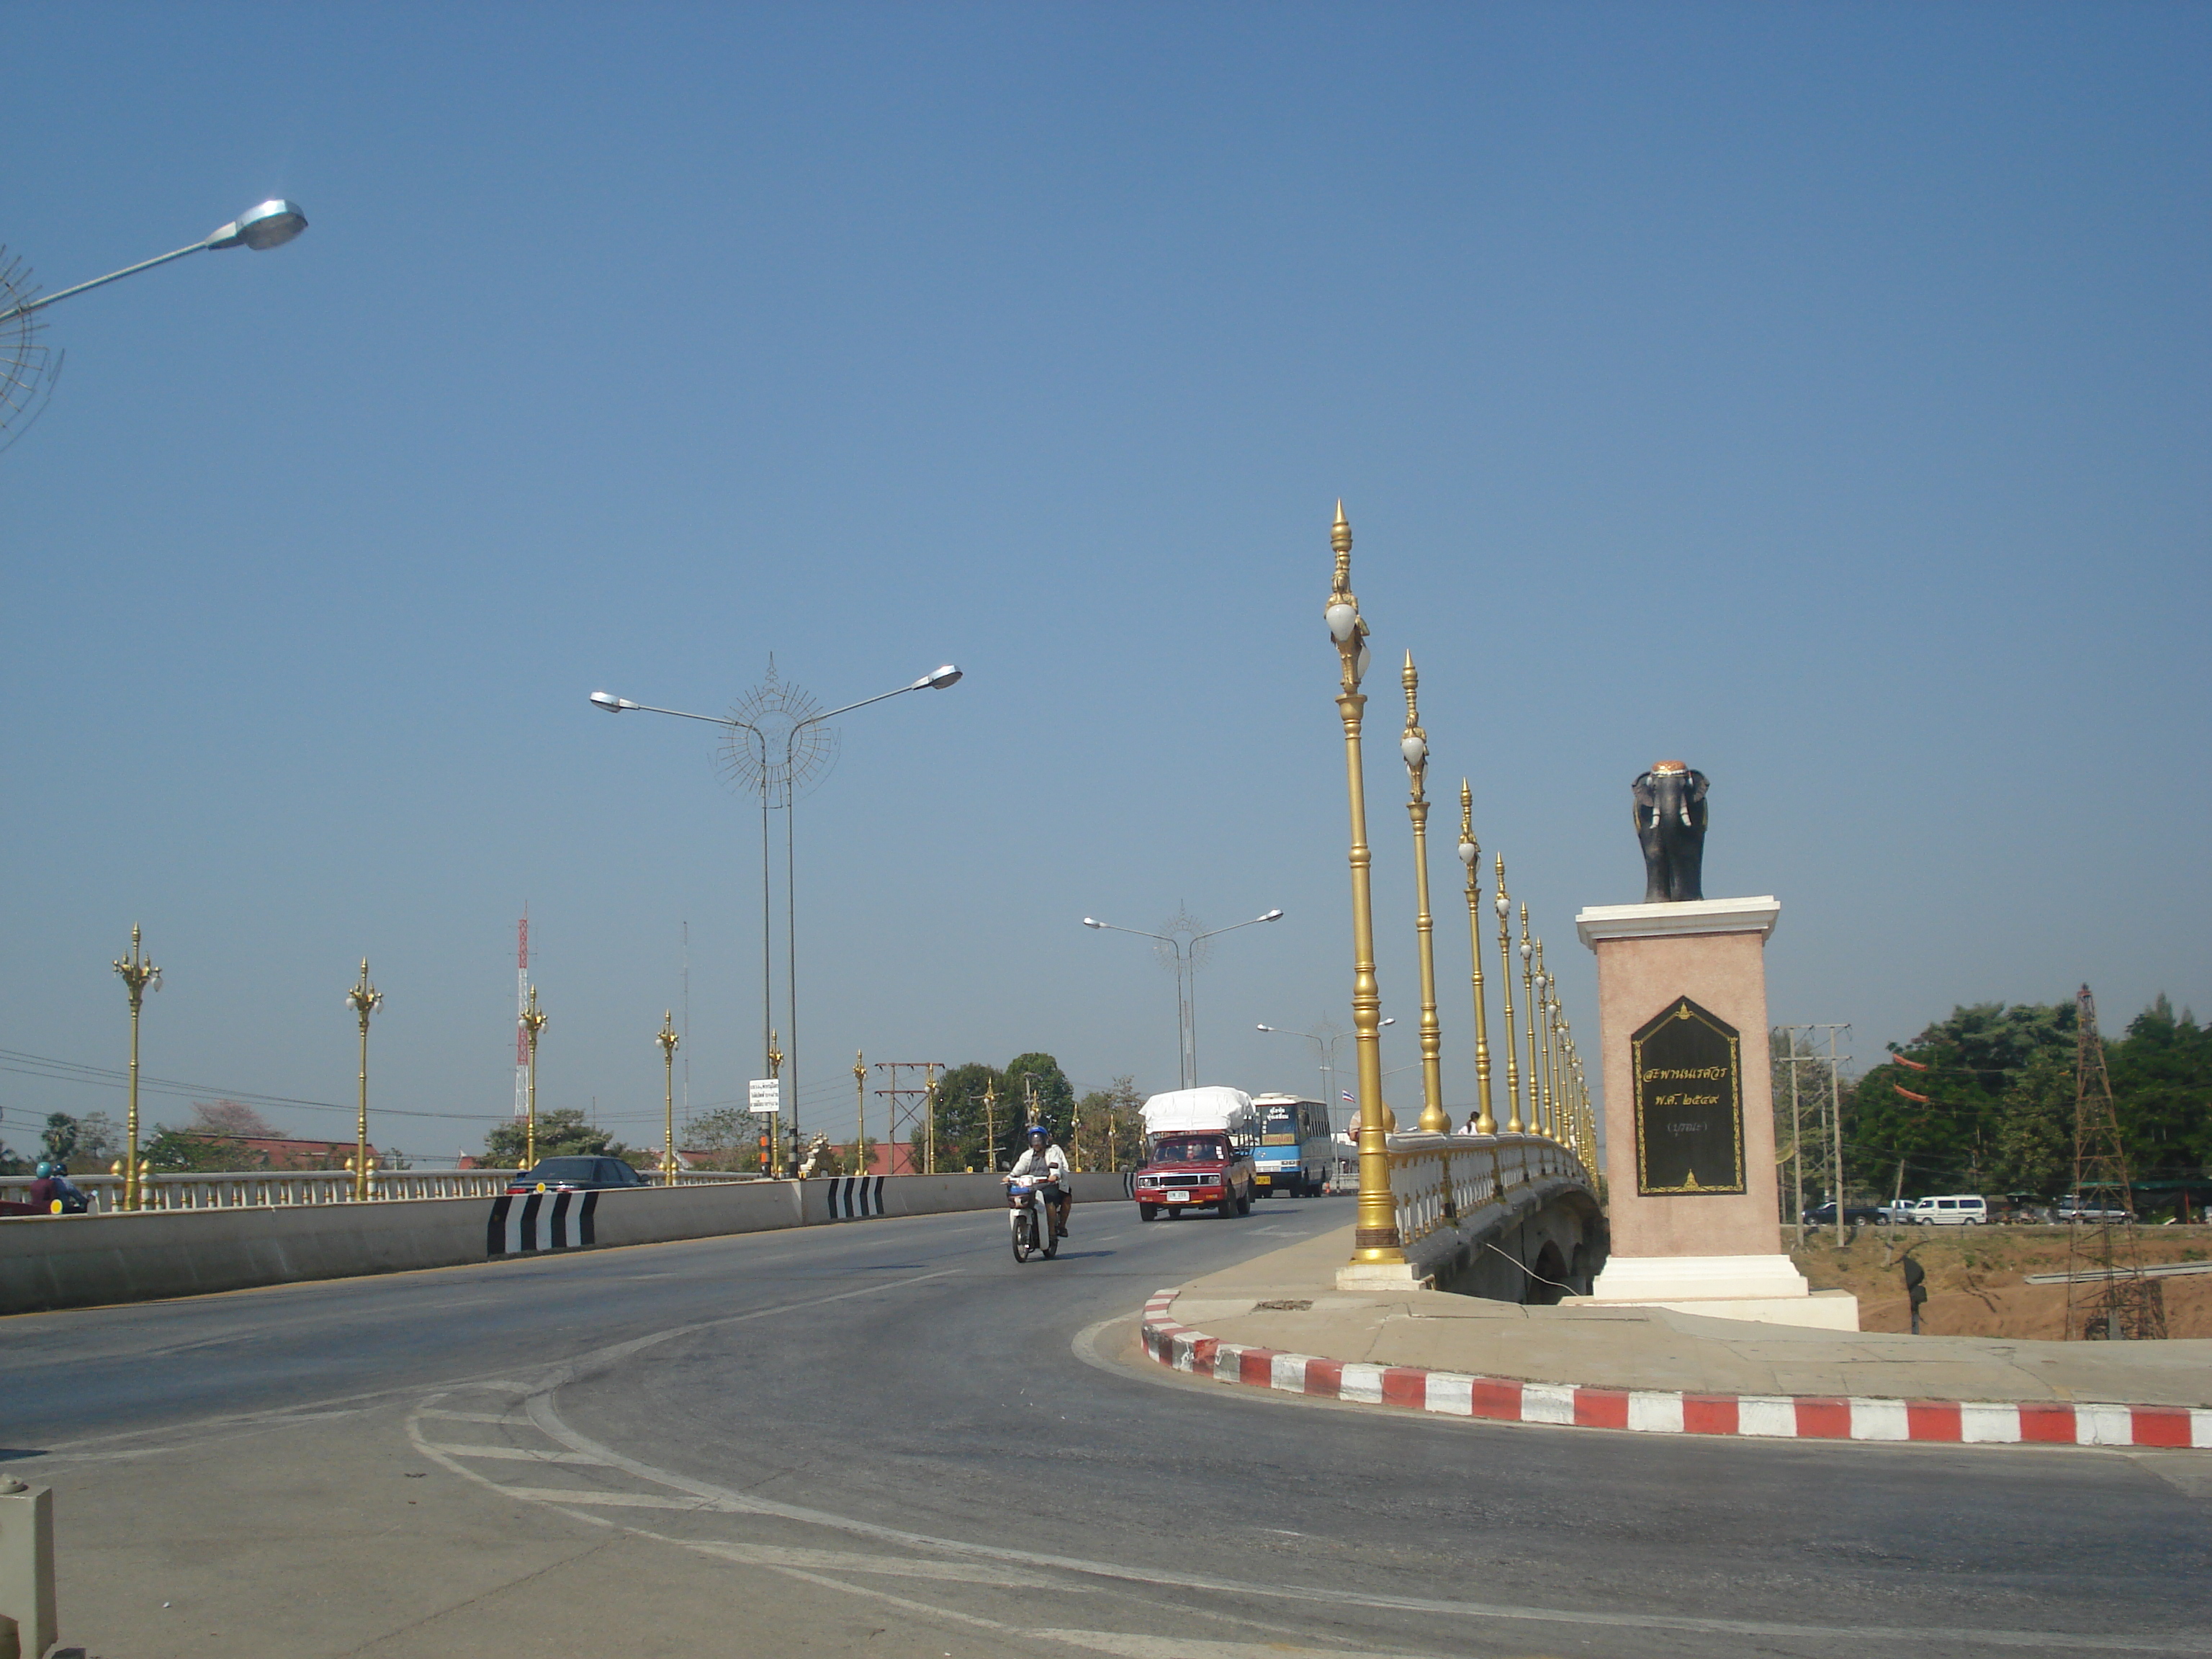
(1007, 1123, 1072, 1238)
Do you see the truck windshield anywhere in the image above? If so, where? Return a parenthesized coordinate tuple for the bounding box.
(1153, 1137, 1228, 1164)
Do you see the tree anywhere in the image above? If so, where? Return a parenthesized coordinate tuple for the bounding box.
(681, 1106, 766, 1172)
(929, 1063, 1007, 1171)
(1846, 1002, 2075, 1195)
(191, 1100, 283, 1141)
(41, 1113, 78, 1164)
(485, 1110, 629, 1167)
(1988, 1043, 2074, 1197)
(2108, 994, 2212, 1179)
(142, 1125, 272, 1173)
(1003, 1053, 1075, 1133)
(1074, 1076, 1146, 1170)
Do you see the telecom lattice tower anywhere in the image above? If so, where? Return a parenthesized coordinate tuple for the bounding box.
(873, 1061, 946, 1175)
(513, 913, 531, 1120)
(2066, 984, 2164, 1341)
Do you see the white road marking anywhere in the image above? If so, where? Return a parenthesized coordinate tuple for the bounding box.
(417, 1443, 607, 1465)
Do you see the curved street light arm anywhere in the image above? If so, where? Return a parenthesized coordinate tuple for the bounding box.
(1081, 918, 1177, 948)
(1190, 909, 1285, 947)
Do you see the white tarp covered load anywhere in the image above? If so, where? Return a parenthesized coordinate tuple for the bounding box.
(1139, 1086, 1257, 1141)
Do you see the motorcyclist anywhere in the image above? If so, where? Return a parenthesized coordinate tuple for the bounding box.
(1007, 1123, 1072, 1238)
(26, 1161, 62, 1214)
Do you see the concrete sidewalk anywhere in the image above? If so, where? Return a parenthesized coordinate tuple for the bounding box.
(1143, 1225, 2212, 1447)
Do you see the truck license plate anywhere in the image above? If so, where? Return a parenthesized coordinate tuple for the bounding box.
(1166, 1192, 1188, 1203)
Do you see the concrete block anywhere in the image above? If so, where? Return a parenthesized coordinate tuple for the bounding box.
(0, 1481, 55, 1659)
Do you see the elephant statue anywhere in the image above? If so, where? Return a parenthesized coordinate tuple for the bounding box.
(1632, 762, 1709, 902)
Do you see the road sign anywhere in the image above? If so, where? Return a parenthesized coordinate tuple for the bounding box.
(749, 1078, 783, 1115)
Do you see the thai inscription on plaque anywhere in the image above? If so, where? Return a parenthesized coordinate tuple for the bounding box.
(1631, 995, 1745, 1195)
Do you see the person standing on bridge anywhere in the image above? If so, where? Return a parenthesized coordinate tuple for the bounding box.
(1008, 1123, 1074, 1238)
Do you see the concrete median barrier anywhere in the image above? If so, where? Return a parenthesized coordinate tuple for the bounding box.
(2, 1168, 1141, 1315)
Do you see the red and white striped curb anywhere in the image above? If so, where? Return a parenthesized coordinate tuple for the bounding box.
(1140, 1290, 2212, 1450)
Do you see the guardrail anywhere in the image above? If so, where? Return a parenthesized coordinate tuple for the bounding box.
(1383, 1130, 1588, 1249)
(0, 1166, 759, 1213)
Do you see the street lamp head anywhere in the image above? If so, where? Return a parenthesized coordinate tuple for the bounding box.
(1400, 732, 1426, 771)
(1380, 1016, 1396, 1028)
(917, 664, 963, 691)
(1256, 1024, 1274, 1032)
(1259, 909, 1284, 922)
(204, 199, 308, 251)
(1458, 836, 1478, 868)
(589, 691, 639, 713)
(1082, 917, 1102, 929)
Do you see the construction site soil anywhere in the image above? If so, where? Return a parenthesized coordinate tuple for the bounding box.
(1790, 1224, 2212, 1339)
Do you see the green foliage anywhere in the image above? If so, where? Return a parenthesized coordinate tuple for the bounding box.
(1835, 994, 2212, 1205)
(681, 1106, 768, 1171)
(929, 1063, 1009, 1171)
(38, 1111, 120, 1169)
(1074, 1076, 1146, 1170)
(485, 1109, 629, 1167)
(1003, 1053, 1076, 1130)
(142, 1127, 274, 1173)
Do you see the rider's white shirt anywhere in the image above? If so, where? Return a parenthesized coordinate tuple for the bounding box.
(1009, 1145, 1069, 1182)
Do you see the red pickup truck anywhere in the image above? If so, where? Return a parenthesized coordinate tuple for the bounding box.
(1133, 1131, 1254, 1221)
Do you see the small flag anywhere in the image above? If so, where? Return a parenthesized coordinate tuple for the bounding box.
(1340, 1090, 1356, 1103)
(1894, 1084, 1930, 1104)
(1893, 1053, 1930, 1072)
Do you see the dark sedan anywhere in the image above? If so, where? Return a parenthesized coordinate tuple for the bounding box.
(507, 1156, 645, 1194)
(1803, 1201, 1890, 1227)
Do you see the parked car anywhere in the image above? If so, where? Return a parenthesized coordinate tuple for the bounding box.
(1904, 1194, 1990, 1226)
(1803, 1201, 1890, 1228)
(508, 1156, 644, 1195)
(2056, 1195, 2134, 1224)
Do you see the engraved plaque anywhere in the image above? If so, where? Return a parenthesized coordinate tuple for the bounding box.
(1632, 996, 1745, 1195)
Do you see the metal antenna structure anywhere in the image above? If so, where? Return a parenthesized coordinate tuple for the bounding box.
(0, 250, 61, 454)
(2066, 984, 2164, 1341)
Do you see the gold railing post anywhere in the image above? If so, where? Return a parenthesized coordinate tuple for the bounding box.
(658, 1013, 681, 1186)
(1324, 503, 1403, 1267)
(1401, 654, 1448, 1134)
(521, 987, 547, 1172)
(347, 959, 383, 1201)
(1457, 783, 1495, 1136)
(112, 926, 160, 1210)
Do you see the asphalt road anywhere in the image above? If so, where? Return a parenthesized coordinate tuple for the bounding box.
(4, 1194, 2208, 1659)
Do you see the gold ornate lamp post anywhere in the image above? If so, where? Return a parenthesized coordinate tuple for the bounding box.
(519, 987, 547, 1171)
(1400, 655, 1449, 1135)
(854, 1050, 868, 1176)
(657, 1012, 680, 1187)
(112, 926, 160, 1210)
(1519, 906, 1540, 1140)
(1323, 503, 1403, 1266)
(1494, 858, 1521, 1135)
(346, 960, 384, 1200)
(1457, 786, 1495, 1136)
(1531, 943, 1552, 1140)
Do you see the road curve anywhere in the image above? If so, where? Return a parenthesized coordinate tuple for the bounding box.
(4, 1193, 2208, 1658)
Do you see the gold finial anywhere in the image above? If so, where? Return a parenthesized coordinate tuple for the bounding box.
(768, 1030, 783, 1077)
(521, 984, 547, 1040)
(1459, 778, 1475, 848)
(1330, 500, 1353, 598)
(657, 1010, 679, 1056)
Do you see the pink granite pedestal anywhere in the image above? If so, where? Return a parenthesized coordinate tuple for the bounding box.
(1571, 896, 1858, 1330)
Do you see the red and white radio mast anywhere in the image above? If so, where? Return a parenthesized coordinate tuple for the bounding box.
(513, 911, 531, 1120)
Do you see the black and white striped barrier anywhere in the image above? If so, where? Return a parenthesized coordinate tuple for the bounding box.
(823, 1176, 886, 1220)
(487, 1190, 598, 1256)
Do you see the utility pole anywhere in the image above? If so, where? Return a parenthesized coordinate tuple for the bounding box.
(1777, 1023, 1850, 1246)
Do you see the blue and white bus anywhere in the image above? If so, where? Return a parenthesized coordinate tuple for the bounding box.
(1249, 1094, 1331, 1197)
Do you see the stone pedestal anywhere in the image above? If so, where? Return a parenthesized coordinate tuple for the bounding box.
(1571, 896, 1858, 1331)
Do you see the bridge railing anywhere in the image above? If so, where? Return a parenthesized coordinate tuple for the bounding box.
(1381, 1130, 1590, 1248)
(0, 1166, 760, 1213)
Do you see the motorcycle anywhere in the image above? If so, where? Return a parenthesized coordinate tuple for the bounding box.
(1007, 1177, 1061, 1263)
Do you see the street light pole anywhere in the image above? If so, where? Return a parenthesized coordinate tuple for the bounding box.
(1256, 1018, 1393, 1135)
(1400, 654, 1448, 1134)
(590, 667, 960, 1164)
(1457, 784, 1496, 1136)
(1084, 909, 1283, 1089)
(0, 200, 310, 327)
(1323, 503, 1403, 1269)
(346, 959, 384, 1200)
(1494, 858, 1521, 1136)
(111, 926, 160, 1210)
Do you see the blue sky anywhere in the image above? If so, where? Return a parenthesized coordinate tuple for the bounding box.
(3, 4, 2206, 1161)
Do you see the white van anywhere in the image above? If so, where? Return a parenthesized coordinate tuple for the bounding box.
(1907, 1194, 1989, 1227)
